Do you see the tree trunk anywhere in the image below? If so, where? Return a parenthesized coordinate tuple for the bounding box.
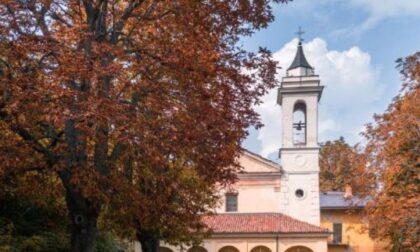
(62, 117, 101, 252)
(137, 229, 160, 252)
(65, 185, 100, 252)
(70, 210, 98, 252)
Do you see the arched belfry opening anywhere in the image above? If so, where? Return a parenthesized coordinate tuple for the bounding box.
(293, 102, 306, 145)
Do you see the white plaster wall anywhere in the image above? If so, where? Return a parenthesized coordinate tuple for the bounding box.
(279, 172, 320, 225)
(279, 75, 322, 226)
(287, 67, 314, 77)
(280, 149, 319, 173)
(281, 76, 320, 88)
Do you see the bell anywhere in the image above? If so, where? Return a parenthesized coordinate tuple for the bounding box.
(296, 121, 302, 131)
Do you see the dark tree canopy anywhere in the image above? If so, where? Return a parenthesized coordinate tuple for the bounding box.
(0, 1, 288, 251)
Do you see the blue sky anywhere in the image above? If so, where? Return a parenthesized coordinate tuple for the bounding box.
(242, 0, 420, 160)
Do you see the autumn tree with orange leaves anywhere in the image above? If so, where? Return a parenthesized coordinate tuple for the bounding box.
(0, 1, 290, 251)
(364, 52, 420, 251)
(319, 137, 372, 194)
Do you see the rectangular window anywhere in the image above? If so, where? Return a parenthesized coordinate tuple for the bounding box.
(225, 193, 238, 212)
(333, 223, 342, 244)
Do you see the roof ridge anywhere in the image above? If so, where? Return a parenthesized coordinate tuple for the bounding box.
(215, 212, 285, 216)
(242, 149, 281, 168)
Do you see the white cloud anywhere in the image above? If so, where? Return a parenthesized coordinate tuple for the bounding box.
(256, 38, 382, 157)
(350, 0, 420, 32)
(319, 119, 340, 134)
(278, 0, 420, 35)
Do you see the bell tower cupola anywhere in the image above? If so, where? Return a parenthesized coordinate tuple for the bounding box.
(287, 38, 314, 77)
(277, 28, 324, 226)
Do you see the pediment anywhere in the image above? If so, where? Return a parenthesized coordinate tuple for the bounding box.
(239, 150, 281, 173)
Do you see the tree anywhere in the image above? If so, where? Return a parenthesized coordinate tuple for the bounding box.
(319, 137, 370, 193)
(0, 172, 126, 252)
(0, 194, 70, 252)
(364, 52, 420, 251)
(0, 1, 288, 251)
(106, 158, 219, 252)
(0, 169, 69, 252)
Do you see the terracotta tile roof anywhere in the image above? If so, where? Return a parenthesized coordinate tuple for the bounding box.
(202, 213, 328, 234)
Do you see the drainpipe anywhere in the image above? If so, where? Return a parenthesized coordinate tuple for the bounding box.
(276, 235, 279, 252)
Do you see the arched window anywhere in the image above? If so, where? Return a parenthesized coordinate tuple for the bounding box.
(218, 245, 240, 252)
(250, 245, 272, 252)
(187, 246, 208, 252)
(159, 247, 174, 252)
(285, 246, 313, 252)
(293, 102, 306, 145)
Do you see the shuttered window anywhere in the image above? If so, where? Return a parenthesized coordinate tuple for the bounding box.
(225, 193, 238, 212)
(333, 223, 342, 243)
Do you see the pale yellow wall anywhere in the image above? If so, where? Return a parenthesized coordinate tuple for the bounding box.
(208, 237, 277, 252)
(133, 236, 328, 252)
(320, 209, 387, 252)
(238, 153, 280, 173)
(216, 184, 282, 213)
(215, 152, 282, 213)
(280, 237, 328, 252)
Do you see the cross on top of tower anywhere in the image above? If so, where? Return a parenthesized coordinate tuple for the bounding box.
(295, 26, 304, 42)
(287, 26, 313, 71)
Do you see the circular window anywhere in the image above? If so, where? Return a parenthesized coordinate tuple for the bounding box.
(295, 189, 305, 199)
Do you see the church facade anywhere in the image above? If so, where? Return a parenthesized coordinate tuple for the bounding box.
(135, 39, 330, 252)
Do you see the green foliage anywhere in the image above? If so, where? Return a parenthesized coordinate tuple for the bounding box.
(96, 231, 127, 252)
(0, 192, 127, 252)
(0, 193, 70, 252)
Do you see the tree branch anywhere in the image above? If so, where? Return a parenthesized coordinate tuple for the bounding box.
(10, 123, 59, 164)
(111, 0, 145, 44)
(0, 108, 59, 165)
(110, 142, 126, 162)
(27, 1, 51, 36)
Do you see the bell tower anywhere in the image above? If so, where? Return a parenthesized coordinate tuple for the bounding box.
(278, 29, 324, 225)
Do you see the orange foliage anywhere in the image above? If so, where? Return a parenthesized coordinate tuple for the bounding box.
(364, 52, 420, 251)
(0, 1, 287, 251)
(319, 137, 372, 194)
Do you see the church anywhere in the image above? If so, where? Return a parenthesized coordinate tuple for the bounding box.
(136, 37, 331, 252)
(196, 38, 328, 252)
